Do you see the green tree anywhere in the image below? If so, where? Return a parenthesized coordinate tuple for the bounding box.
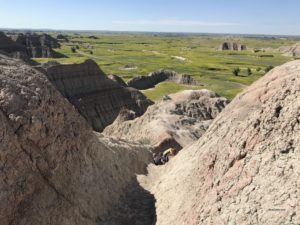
(247, 68, 252, 76)
(232, 67, 240, 76)
(71, 47, 76, 53)
(265, 65, 274, 73)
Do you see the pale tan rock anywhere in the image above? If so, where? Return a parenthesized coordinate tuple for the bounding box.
(0, 54, 152, 225)
(279, 43, 300, 57)
(104, 89, 228, 152)
(140, 60, 300, 225)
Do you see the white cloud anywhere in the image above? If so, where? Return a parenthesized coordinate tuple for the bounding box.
(113, 19, 241, 26)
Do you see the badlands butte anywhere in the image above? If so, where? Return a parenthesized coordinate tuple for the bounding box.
(0, 32, 299, 225)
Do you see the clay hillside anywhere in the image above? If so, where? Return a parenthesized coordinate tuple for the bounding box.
(104, 89, 229, 151)
(40, 59, 153, 132)
(0, 53, 153, 225)
(140, 60, 300, 225)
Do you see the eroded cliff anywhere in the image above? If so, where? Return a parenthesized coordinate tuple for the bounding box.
(0, 32, 28, 60)
(11, 33, 65, 58)
(43, 59, 153, 132)
(218, 42, 247, 51)
(127, 69, 199, 90)
(0, 54, 153, 225)
(0, 32, 65, 59)
(104, 90, 228, 152)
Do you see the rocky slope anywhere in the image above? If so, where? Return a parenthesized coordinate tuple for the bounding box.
(279, 42, 300, 57)
(140, 60, 300, 225)
(104, 90, 228, 152)
(0, 32, 28, 60)
(109, 74, 128, 87)
(219, 42, 247, 51)
(0, 54, 153, 225)
(8, 33, 65, 58)
(0, 32, 65, 59)
(42, 59, 153, 132)
(127, 69, 199, 90)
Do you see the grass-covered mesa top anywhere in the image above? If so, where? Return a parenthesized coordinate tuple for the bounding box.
(34, 33, 298, 100)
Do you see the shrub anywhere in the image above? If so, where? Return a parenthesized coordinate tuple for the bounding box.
(90, 50, 93, 55)
(71, 47, 76, 53)
(265, 65, 274, 73)
(138, 138, 151, 145)
(256, 67, 261, 72)
(76, 45, 80, 49)
(232, 67, 240, 76)
(247, 68, 252, 76)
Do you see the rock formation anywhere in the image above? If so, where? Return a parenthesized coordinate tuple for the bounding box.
(279, 42, 300, 57)
(56, 34, 69, 42)
(127, 69, 199, 90)
(140, 60, 300, 225)
(109, 74, 128, 87)
(219, 42, 247, 51)
(88, 36, 99, 39)
(42, 59, 153, 132)
(0, 53, 154, 225)
(0, 32, 28, 60)
(2, 38, 300, 225)
(7, 33, 66, 58)
(104, 90, 229, 152)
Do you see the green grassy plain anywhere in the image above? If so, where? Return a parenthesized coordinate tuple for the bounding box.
(34, 33, 298, 101)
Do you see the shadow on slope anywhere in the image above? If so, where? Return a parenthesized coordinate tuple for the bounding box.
(102, 177, 156, 225)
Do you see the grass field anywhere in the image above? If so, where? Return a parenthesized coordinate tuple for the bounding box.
(34, 33, 298, 101)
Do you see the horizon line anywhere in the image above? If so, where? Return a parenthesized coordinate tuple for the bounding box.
(1, 27, 300, 37)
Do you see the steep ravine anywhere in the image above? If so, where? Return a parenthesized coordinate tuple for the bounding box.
(1, 52, 300, 225)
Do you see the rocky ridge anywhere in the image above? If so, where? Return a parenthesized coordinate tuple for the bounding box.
(279, 42, 300, 57)
(140, 60, 300, 225)
(109, 74, 128, 87)
(0, 32, 65, 59)
(0, 31, 28, 60)
(127, 69, 199, 90)
(104, 89, 229, 152)
(42, 59, 153, 132)
(9, 33, 65, 58)
(219, 42, 247, 51)
(0, 53, 153, 225)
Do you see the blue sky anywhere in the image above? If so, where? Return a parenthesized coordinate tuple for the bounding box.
(1, 0, 299, 35)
